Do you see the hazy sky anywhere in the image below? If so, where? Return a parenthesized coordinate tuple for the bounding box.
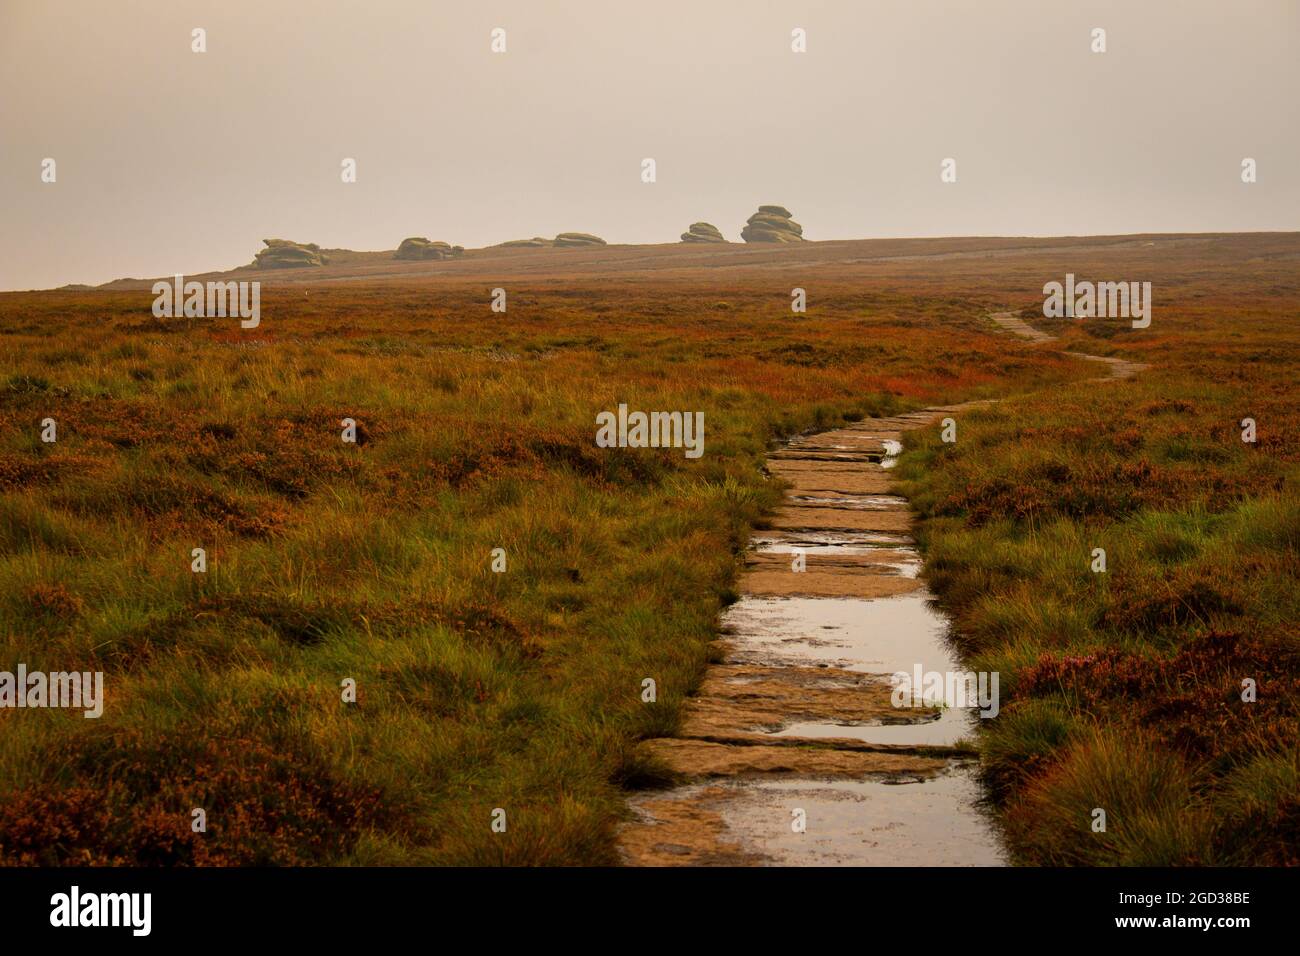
(2, 0, 1297, 290)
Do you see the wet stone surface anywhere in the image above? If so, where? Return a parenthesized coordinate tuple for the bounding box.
(619, 405, 1006, 866)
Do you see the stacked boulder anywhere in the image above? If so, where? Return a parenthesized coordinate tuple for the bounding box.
(740, 206, 804, 243)
(395, 237, 464, 260)
(553, 232, 607, 248)
(680, 222, 726, 244)
(254, 239, 328, 268)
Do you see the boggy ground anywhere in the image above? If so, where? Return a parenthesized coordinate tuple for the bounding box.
(0, 232, 1295, 865)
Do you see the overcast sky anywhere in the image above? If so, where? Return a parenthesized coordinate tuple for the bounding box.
(2, 0, 1297, 290)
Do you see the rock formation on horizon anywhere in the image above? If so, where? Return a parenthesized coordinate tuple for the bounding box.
(394, 237, 464, 260)
(253, 239, 328, 268)
(496, 233, 607, 249)
(740, 206, 804, 243)
(553, 232, 607, 248)
(680, 222, 727, 243)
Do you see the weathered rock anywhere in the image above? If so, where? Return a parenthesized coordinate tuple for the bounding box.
(740, 205, 805, 243)
(680, 222, 727, 243)
(253, 239, 327, 268)
(747, 213, 802, 234)
(496, 233, 606, 249)
(394, 237, 462, 261)
(263, 238, 321, 252)
(741, 224, 804, 243)
(553, 232, 607, 247)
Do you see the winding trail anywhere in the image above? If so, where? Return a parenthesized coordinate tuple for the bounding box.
(989, 311, 1147, 379)
(618, 311, 1144, 866)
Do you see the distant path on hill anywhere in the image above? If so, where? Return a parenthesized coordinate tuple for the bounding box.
(617, 312, 1145, 866)
(990, 310, 1148, 379)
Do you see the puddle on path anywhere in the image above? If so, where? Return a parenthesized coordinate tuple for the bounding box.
(630, 764, 1005, 867)
(772, 706, 974, 747)
(753, 531, 914, 551)
(712, 766, 1005, 866)
(789, 494, 910, 510)
(722, 592, 961, 676)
